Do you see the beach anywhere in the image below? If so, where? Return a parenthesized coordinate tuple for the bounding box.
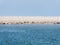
(0, 16, 60, 24)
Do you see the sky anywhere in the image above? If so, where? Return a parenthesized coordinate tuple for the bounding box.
(0, 0, 60, 16)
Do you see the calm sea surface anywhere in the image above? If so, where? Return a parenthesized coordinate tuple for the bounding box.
(0, 24, 60, 45)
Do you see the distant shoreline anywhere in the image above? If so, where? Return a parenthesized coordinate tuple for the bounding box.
(0, 16, 60, 24)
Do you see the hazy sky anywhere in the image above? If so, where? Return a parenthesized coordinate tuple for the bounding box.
(0, 0, 60, 16)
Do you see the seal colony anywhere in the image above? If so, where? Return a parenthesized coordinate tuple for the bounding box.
(0, 16, 60, 24)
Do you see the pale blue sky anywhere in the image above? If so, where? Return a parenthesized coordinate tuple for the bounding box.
(0, 0, 60, 16)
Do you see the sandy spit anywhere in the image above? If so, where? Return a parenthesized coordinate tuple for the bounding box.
(0, 16, 60, 24)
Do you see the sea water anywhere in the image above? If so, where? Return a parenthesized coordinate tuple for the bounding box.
(0, 24, 60, 45)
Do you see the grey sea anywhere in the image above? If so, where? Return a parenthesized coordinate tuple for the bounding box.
(0, 24, 60, 45)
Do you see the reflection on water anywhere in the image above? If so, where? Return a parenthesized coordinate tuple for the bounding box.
(0, 24, 60, 45)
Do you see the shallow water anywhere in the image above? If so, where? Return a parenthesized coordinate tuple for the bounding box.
(0, 24, 60, 45)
